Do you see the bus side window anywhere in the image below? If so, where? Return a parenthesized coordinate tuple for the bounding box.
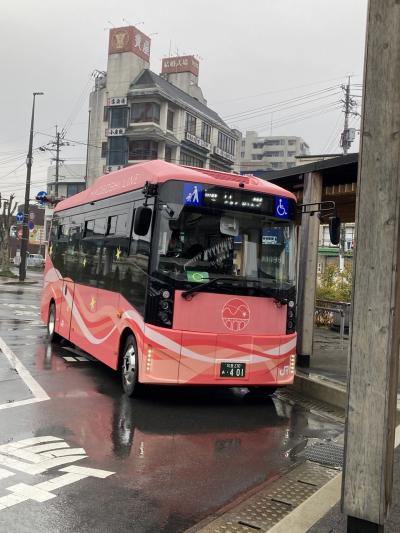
(81, 218, 105, 287)
(100, 213, 130, 291)
(118, 203, 152, 315)
(53, 219, 70, 274)
(64, 214, 84, 281)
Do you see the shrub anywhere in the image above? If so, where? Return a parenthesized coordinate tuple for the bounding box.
(317, 264, 352, 303)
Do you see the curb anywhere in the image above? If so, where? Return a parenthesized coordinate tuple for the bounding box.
(289, 371, 347, 410)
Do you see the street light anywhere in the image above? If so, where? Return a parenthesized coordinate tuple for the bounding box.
(19, 91, 44, 282)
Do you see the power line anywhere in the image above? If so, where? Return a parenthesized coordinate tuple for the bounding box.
(212, 74, 361, 105)
(223, 85, 341, 121)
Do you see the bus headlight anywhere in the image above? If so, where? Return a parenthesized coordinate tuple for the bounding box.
(286, 294, 296, 334)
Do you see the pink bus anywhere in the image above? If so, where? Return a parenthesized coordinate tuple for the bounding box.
(41, 160, 297, 396)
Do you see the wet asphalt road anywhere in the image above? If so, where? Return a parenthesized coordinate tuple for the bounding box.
(0, 276, 343, 533)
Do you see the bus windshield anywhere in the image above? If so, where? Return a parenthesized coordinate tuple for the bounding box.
(154, 183, 296, 288)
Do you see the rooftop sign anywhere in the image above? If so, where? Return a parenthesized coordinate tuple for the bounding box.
(162, 55, 199, 77)
(108, 26, 151, 62)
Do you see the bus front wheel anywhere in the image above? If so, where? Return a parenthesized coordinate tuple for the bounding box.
(47, 302, 60, 343)
(121, 334, 141, 397)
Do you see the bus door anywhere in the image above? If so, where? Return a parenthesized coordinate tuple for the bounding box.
(58, 279, 75, 340)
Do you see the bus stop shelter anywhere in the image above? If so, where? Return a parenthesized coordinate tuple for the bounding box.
(258, 153, 358, 367)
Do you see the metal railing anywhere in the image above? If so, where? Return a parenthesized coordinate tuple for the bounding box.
(315, 299, 351, 349)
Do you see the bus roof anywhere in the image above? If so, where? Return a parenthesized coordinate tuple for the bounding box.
(54, 160, 296, 212)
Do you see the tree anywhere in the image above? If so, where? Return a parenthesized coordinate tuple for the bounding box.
(0, 194, 17, 275)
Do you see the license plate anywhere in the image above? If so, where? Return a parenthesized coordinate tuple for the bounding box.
(220, 362, 246, 378)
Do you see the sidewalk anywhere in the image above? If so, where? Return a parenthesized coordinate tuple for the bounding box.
(0, 268, 43, 285)
(301, 327, 400, 531)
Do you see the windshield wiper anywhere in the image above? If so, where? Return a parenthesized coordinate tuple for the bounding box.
(181, 277, 238, 300)
(181, 276, 294, 302)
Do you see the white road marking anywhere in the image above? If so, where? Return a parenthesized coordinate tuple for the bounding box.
(63, 356, 77, 362)
(0, 436, 115, 511)
(75, 356, 88, 362)
(0, 468, 14, 480)
(0, 335, 50, 410)
(60, 465, 115, 478)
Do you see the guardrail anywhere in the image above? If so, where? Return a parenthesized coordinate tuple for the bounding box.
(315, 299, 351, 349)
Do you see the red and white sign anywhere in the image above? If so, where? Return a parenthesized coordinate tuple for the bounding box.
(108, 26, 151, 62)
(162, 55, 199, 77)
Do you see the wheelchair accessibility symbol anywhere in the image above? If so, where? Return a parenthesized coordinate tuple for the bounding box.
(275, 196, 289, 219)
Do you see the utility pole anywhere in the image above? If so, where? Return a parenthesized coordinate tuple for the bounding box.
(44, 126, 69, 201)
(19, 91, 43, 282)
(340, 77, 358, 155)
(55, 127, 60, 199)
(342, 1, 400, 531)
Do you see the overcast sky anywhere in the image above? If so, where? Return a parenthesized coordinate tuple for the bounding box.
(1, 0, 368, 203)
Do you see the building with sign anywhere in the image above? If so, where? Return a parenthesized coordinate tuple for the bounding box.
(240, 131, 310, 173)
(86, 26, 240, 186)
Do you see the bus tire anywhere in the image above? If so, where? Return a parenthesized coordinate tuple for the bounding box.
(121, 334, 141, 397)
(47, 302, 60, 343)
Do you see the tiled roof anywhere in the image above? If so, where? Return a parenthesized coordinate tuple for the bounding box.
(129, 69, 229, 128)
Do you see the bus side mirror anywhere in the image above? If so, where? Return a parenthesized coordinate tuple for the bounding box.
(329, 216, 341, 245)
(134, 206, 152, 236)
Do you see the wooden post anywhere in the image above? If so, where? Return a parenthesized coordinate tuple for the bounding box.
(342, 1, 400, 530)
(296, 171, 322, 367)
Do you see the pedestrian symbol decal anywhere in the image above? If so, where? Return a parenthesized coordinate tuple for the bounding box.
(0, 436, 114, 511)
(275, 196, 289, 219)
(183, 183, 203, 206)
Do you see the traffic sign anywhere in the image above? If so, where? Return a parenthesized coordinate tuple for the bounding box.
(16, 212, 24, 223)
(36, 191, 48, 205)
(28, 221, 35, 231)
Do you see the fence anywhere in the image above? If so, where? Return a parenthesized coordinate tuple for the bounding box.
(315, 299, 351, 349)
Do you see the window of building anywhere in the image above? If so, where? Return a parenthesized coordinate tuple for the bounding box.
(128, 140, 158, 160)
(288, 151, 297, 157)
(180, 152, 204, 168)
(101, 142, 108, 159)
(201, 122, 211, 143)
(271, 162, 283, 169)
(288, 139, 297, 146)
(252, 142, 263, 149)
(131, 102, 160, 124)
(103, 107, 109, 122)
(109, 107, 128, 128)
(264, 151, 285, 158)
(66, 184, 85, 197)
(240, 152, 245, 158)
(185, 113, 197, 135)
(165, 146, 172, 162)
(264, 139, 284, 146)
(287, 162, 296, 168)
(241, 140, 245, 147)
(108, 137, 128, 166)
(217, 132, 236, 155)
(167, 109, 174, 131)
